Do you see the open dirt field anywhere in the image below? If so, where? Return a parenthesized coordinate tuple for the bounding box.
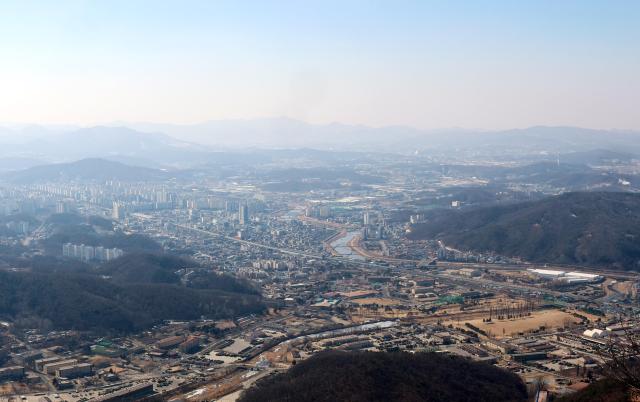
(350, 297, 402, 306)
(613, 281, 637, 298)
(447, 309, 580, 338)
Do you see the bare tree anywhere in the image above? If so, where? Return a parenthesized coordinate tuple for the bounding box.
(533, 375, 549, 393)
(600, 328, 640, 395)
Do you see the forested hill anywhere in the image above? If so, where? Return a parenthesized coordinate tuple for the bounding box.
(98, 253, 193, 284)
(99, 253, 260, 294)
(408, 192, 640, 270)
(5, 158, 168, 183)
(0, 254, 264, 333)
(238, 351, 527, 402)
(41, 213, 162, 255)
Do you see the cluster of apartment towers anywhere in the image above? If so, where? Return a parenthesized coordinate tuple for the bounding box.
(62, 243, 124, 262)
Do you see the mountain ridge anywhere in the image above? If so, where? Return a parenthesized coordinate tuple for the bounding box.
(238, 350, 527, 402)
(0, 253, 264, 333)
(4, 158, 171, 183)
(5, 120, 640, 152)
(408, 192, 640, 270)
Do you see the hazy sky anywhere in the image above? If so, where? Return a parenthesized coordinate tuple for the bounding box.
(1, 1, 639, 129)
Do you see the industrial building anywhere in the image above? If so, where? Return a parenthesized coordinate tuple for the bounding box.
(42, 359, 77, 375)
(56, 363, 93, 379)
(18, 350, 43, 367)
(156, 335, 185, 349)
(91, 382, 155, 401)
(0, 366, 25, 381)
(179, 336, 201, 354)
(527, 269, 602, 284)
(35, 357, 64, 372)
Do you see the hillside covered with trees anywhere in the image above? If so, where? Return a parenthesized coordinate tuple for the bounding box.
(238, 351, 527, 402)
(408, 192, 640, 270)
(41, 213, 162, 255)
(0, 254, 264, 333)
(5, 157, 169, 183)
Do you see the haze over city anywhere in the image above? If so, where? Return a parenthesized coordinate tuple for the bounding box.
(1, 2, 640, 402)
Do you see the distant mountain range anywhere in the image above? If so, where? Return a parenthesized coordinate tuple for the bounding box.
(0, 157, 48, 172)
(118, 119, 640, 154)
(408, 192, 640, 270)
(0, 125, 211, 167)
(4, 158, 171, 183)
(0, 120, 639, 164)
